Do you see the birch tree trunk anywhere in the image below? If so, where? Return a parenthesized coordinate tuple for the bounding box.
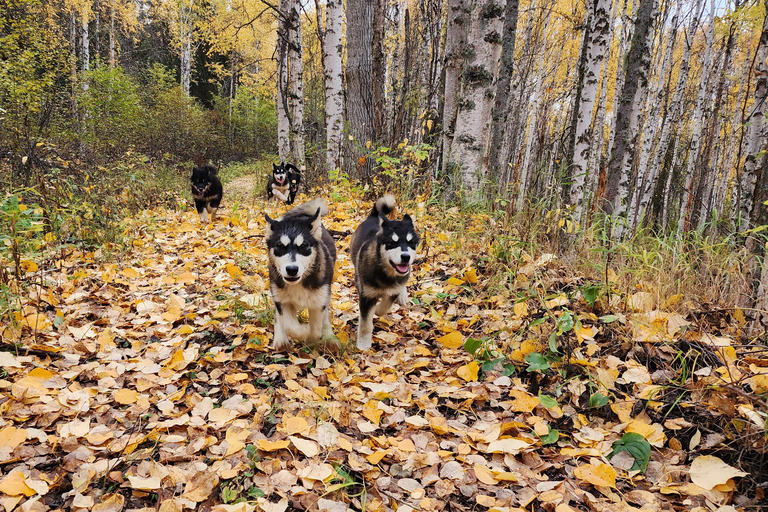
(81, 7, 90, 78)
(487, 0, 520, 187)
(628, 1, 679, 229)
(109, 2, 115, 69)
(345, 0, 375, 180)
(677, 0, 715, 234)
(441, 0, 470, 175)
(641, 0, 703, 228)
(608, 0, 633, 154)
(179, 0, 193, 97)
(288, 0, 305, 166)
(449, 0, 504, 201)
(322, 0, 344, 172)
(602, 0, 657, 226)
(569, 0, 611, 214)
(738, 0, 768, 232)
(277, 0, 291, 159)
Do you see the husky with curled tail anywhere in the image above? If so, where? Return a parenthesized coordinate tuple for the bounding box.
(349, 195, 420, 350)
(265, 198, 337, 352)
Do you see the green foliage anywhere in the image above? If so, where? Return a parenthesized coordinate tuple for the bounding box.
(371, 140, 435, 197)
(538, 426, 560, 445)
(0, 192, 45, 278)
(608, 432, 651, 473)
(588, 392, 610, 408)
(525, 352, 550, 372)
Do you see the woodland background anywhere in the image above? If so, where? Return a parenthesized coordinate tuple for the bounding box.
(2, 0, 768, 509)
(2, 0, 768, 324)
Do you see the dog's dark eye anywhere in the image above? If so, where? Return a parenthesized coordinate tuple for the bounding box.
(298, 242, 308, 250)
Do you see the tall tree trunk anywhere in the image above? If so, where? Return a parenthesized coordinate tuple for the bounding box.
(628, 1, 679, 230)
(372, 0, 385, 140)
(109, 2, 115, 69)
(643, 0, 703, 229)
(441, 0, 470, 175)
(602, 0, 657, 225)
(608, 0, 633, 155)
(487, 0, 520, 188)
(277, 0, 291, 159)
(677, 0, 715, 233)
(322, 0, 344, 172)
(345, 0, 376, 180)
(288, 0, 305, 166)
(449, 0, 505, 201)
(696, 17, 737, 230)
(179, 0, 193, 97)
(569, 0, 611, 214)
(738, 0, 768, 233)
(81, 8, 90, 77)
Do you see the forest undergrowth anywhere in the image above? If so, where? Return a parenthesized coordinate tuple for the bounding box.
(0, 164, 766, 511)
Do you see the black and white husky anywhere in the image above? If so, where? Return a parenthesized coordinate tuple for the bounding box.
(190, 165, 223, 223)
(349, 195, 420, 350)
(268, 163, 301, 204)
(265, 198, 337, 352)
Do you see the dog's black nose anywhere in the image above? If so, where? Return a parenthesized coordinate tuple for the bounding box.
(286, 265, 299, 276)
(400, 253, 410, 263)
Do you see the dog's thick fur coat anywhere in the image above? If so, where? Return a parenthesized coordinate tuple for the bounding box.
(190, 165, 223, 223)
(265, 198, 337, 352)
(268, 163, 301, 205)
(349, 195, 420, 350)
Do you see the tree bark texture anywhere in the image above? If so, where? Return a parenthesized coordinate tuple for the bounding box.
(602, 0, 657, 223)
(288, 0, 305, 166)
(322, 0, 344, 172)
(345, 0, 376, 180)
(449, 0, 505, 202)
(277, 0, 291, 159)
(441, 0, 471, 175)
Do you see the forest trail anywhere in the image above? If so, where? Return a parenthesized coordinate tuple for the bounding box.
(0, 186, 760, 511)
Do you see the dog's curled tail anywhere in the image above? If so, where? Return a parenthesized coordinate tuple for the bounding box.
(285, 197, 328, 219)
(372, 194, 395, 218)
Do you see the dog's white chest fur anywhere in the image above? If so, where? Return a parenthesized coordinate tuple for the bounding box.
(272, 282, 330, 311)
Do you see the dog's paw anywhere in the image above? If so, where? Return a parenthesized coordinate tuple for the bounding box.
(272, 337, 292, 352)
(395, 289, 408, 306)
(374, 301, 391, 317)
(356, 334, 373, 351)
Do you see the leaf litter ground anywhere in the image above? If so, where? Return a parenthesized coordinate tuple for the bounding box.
(1, 183, 766, 512)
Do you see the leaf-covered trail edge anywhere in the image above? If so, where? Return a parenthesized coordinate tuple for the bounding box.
(0, 185, 764, 512)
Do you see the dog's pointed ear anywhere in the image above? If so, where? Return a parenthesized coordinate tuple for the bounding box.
(309, 208, 323, 238)
(265, 214, 275, 237)
(402, 214, 413, 225)
(273, 163, 278, 171)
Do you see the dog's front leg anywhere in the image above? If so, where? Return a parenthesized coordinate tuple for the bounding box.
(356, 295, 379, 350)
(272, 301, 291, 352)
(272, 187, 289, 202)
(395, 286, 408, 307)
(195, 199, 209, 223)
(374, 295, 395, 316)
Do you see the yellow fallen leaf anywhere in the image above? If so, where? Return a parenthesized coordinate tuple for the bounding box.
(122, 267, 139, 278)
(114, 388, 138, 405)
(127, 475, 162, 490)
(457, 361, 479, 382)
(473, 464, 499, 485)
(20, 260, 38, 273)
(289, 436, 319, 457)
(486, 438, 530, 454)
(258, 439, 290, 452)
(366, 449, 388, 464)
(0, 427, 27, 449)
(226, 263, 243, 278)
(689, 455, 747, 490)
(573, 462, 616, 488)
(92, 493, 125, 512)
(437, 331, 463, 349)
(23, 313, 52, 331)
(508, 389, 539, 412)
(476, 495, 496, 507)
(0, 471, 36, 497)
(225, 426, 251, 457)
(514, 301, 528, 318)
(464, 269, 478, 284)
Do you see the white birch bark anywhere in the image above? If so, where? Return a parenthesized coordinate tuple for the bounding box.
(603, 0, 657, 228)
(629, 1, 680, 229)
(449, 0, 504, 200)
(81, 7, 90, 77)
(179, 0, 193, 97)
(608, 0, 633, 155)
(738, 4, 768, 232)
(570, 0, 612, 214)
(641, 0, 703, 228)
(277, 0, 291, 159)
(322, 0, 344, 172)
(441, 0, 470, 175)
(288, 0, 305, 166)
(109, 3, 115, 69)
(677, 0, 715, 233)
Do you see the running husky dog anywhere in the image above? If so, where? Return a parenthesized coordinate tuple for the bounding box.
(349, 195, 420, 350)
(268, 162, 301, 204)
(265, 198, 337, 352)
(190, 165, 223, 223)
